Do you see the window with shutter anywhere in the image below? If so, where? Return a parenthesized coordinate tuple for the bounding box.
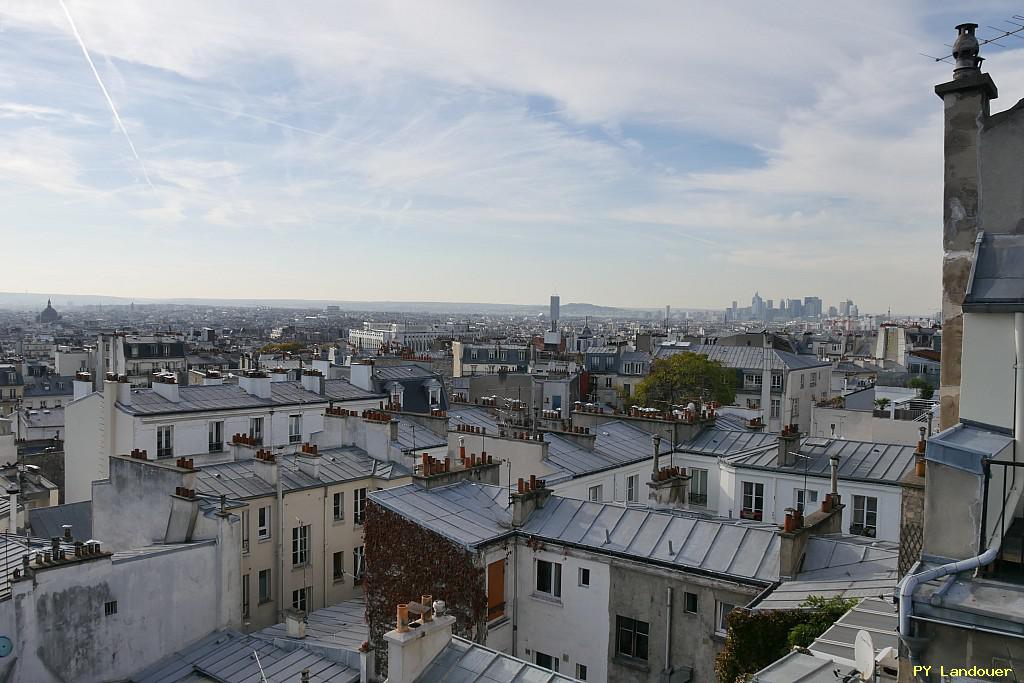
(487, 560, 505, 621)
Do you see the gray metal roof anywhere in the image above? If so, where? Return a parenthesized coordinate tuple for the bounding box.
(750, 650, 839, 683)
(682, 427, 778, 456)
(414, 636, 576, 682)
(132, 630, 358, 683)
(725, 437, 916, 486)
(964, 231, 1024, 311)
(373, 365, 437, 381)
(656, 344, 829, 371)
(119, 381, 328, 416)
(27, 500, 92, 540)
(323, 378, 385, 402)
(926, 423, 1013, 475)
(544, 420, 668, 478)
(371, 482, 781, 583)
(756, 574, 895, 610)
(23, 377, 74, 397)
(394, 418, 447, 452)
(254, 599, 367, 652)
(369, 481, 513, 547)
(20, 407, 65, 428)
(194, 448, 410, 500)
(449, 405, 501, 432)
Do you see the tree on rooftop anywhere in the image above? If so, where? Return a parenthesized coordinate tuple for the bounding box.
(908, 377, 934, 400)
(631, 352, 735, 408)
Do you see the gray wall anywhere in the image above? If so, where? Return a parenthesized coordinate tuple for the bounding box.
(605, 561, 760, 683)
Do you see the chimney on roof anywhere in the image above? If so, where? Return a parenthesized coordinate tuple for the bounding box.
(202, 370, 224, 386)
(252, 449, 279, 486)
(778, 425, 800, 467)
(512, 475, 552, 527)
(115, 374, 132, 406)
(296, 443, 321, 479)
(270, 367, 289, 383)
(5, 482, 19, 534)
(239, 370, 271, 399)
(650, 434, 662, 479)
(301, 368, 324, 395)
(73, 372, 93, 401)
(778, 472, 846, 578)
(384, 600, 456, 683)
(151, 372, 180, 403)
(286, 610, 308, 638)
(350, 361, 374, 392)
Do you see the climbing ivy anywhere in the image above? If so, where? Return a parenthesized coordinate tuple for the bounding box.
(714, 596, 857, 683)
(364, 501, 488, 675)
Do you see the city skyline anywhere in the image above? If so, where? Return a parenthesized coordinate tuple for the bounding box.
(3, 3, 1023, 310)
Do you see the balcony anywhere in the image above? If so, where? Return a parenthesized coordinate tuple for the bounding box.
(849, 524, 876, 538)
(739, 508, 763, 521)
(289, 433, 301, 444)
(208, 442, 223, 453)
(688, 492, 708, 506)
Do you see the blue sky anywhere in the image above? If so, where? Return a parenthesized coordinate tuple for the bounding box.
(3, 1, 1024, 313)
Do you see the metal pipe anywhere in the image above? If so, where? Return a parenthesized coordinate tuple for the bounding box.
(664, 587, 672, 674)
(910, 613, 1024, 639)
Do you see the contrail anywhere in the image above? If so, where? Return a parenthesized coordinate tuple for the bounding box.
(58, 0, 153, 188)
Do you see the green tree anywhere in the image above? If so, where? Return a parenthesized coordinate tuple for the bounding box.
(259, 341, 305, 354)
(631, 352, 735, 408)
(785, 596, 858, 649)
(908, 377, 934, 400)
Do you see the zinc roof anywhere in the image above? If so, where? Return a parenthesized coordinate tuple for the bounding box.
(725, 437, 917, 485)
(414, 637, 577, 682)
(683, 427, 778, 456)
(656, 344, 829, 371)
(119, 381, 328, 416)
(194, 448, 409, 500)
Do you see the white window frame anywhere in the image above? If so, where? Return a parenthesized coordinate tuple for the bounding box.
(795, 488, 818, 513)
(258, 568, 272, 603)
(741, 481, 764, 517)
(291, 586, 311, 612)
(588, 485, 603, 502)
(249, 416, 264, 444)
(716, 601, 737, 636)
(289, 414, 302, 444)
(353, 545, 366, 580)
(292, 524, 310, 566)
(208, 420, 224, 453)
(689, 468, 708, 506)
(578, 566, 590, 587)
(535, 559, 562, 598)
(156, 425, 174, 458)
(626, 475, 639, 503)
(257, 505, 271, 540)
(333, 491, 344, 521)
(354, 488, 367, 525)
(852, 495, 878, 537)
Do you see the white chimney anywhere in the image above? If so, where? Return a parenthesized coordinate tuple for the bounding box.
(116, 376, 133, 406)
(5, 483, 18, 534)
(301, 370, 323, 394)
(270, 368, 289, 383)
(385, 606, 455, 683)
(73, 372, 93, 401)
(350, 361, 374, 392)
(296, 443, 321, 479)
(151, 373, 180, 403)
(239, 371, 272, 399)
(203, 370, 224, 386)
(286, 610, 307, 638)
(252, 450, 279, 486)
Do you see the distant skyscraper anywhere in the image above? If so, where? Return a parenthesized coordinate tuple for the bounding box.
(550, 295, 560, 331)
(803, 296, 823, 318)
(665, 305, 671, 322)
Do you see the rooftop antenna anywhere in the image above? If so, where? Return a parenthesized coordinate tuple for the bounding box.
(919, 19, 1024, 64)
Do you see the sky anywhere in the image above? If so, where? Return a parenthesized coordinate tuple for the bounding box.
(2, 2, 1024, 313)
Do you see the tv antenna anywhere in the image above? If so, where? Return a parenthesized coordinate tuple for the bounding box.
(920, 18, 1024, 64)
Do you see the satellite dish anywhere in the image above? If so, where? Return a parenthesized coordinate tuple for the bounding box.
(854, 629, 875, 681)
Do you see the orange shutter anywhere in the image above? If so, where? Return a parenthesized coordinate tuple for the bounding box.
(487, 560, 505, 620)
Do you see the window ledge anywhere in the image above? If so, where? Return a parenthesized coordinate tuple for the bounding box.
(257, 536, 272, 544)
(487, 615, 510, 629)
(613, 656, 650, 672)
(530, 592, 563, 606)
(332, 518, 346, 526)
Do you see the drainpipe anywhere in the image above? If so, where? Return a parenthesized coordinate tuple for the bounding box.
(277, 469, 285, 623)
(664, 587, 673, 676)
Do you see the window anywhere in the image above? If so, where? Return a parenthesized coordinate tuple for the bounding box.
(588, 485, 602, 502)
(770, 399, 781, 419)
(791, 397, 800, 418)
(292, 586, 311, 612)
(626, 475, 639, 503)
(242, 574, 250, 618)
(535, 559, 562, 598)
(535, 652, 559, 672)
(209, 420, 224, 452)
(292, 525, 310, 566)
(605, 377, 612, 388)
(241, 509, 250, 553)
(741, 482, 764, 520)
(333, 551, 345, 581)
(795, 488, 818, 513)
(289, 414, 302, 443)
(771, 373, 783, 389)
(104, 600, 118, 616)
(576, 663, 588, 680)
(156, 425, 173, 458)
(852, 495, 878, 537)
(689, 468, 708, 506)
(333, 492, 344, 521)
(40, 400, 47, 408)
(616, 616, 649, 661)
(249, 417, 264, 445)
(810, 372, 817, 388)
(800, 374, 805, 389)
(716, 601, 737, 635)
(684, 591, 698, 614)
(354, 489, 366, 528)
(353, 545, 365, 580)
(578, 567, 590, 587)
(130, 345, 138, 358)
(744, 373, 762, 386)
(487, 560, 505, 621)
(258, 569, 272, 603)
(258, 506, 271, 539)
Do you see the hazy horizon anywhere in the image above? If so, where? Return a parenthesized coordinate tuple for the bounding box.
(3, 3, 1023, 310)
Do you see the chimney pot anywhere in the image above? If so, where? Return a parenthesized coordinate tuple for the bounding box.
(397, 604, 410, 633)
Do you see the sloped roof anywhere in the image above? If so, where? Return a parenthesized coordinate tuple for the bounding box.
(194, 448, 409, 499)
(119, 381, 328, 416)
(369, 481, 512, 547)
(27, 500, 92, 540)
(725, 437, 916, 485)
(655, 344, 829, 371)
(415, 637, 576, 682)
(964, 231, 1024, 312)
(544, 420, 669, 478)
(683, 427, 779, 456)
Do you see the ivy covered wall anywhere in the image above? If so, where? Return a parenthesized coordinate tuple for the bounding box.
(364, 501, 488, 674)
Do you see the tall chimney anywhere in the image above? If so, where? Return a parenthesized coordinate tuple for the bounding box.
(73, 372, 93, 401)
(935, 23, 998, 430)
(650, 434, 662, 478)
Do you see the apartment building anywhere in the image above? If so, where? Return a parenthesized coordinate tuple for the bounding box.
(675, 426, 919, 542)
(64, 369, 384, 503)
(0, 364, 23, 415)
(451, 341, 530, 377)
(583, 346, 651, 406)
(348, 322, 442, 353)
(654, 342, 832, 433)
(365, 459, 881, 682)
(92, 332, 187, 388)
